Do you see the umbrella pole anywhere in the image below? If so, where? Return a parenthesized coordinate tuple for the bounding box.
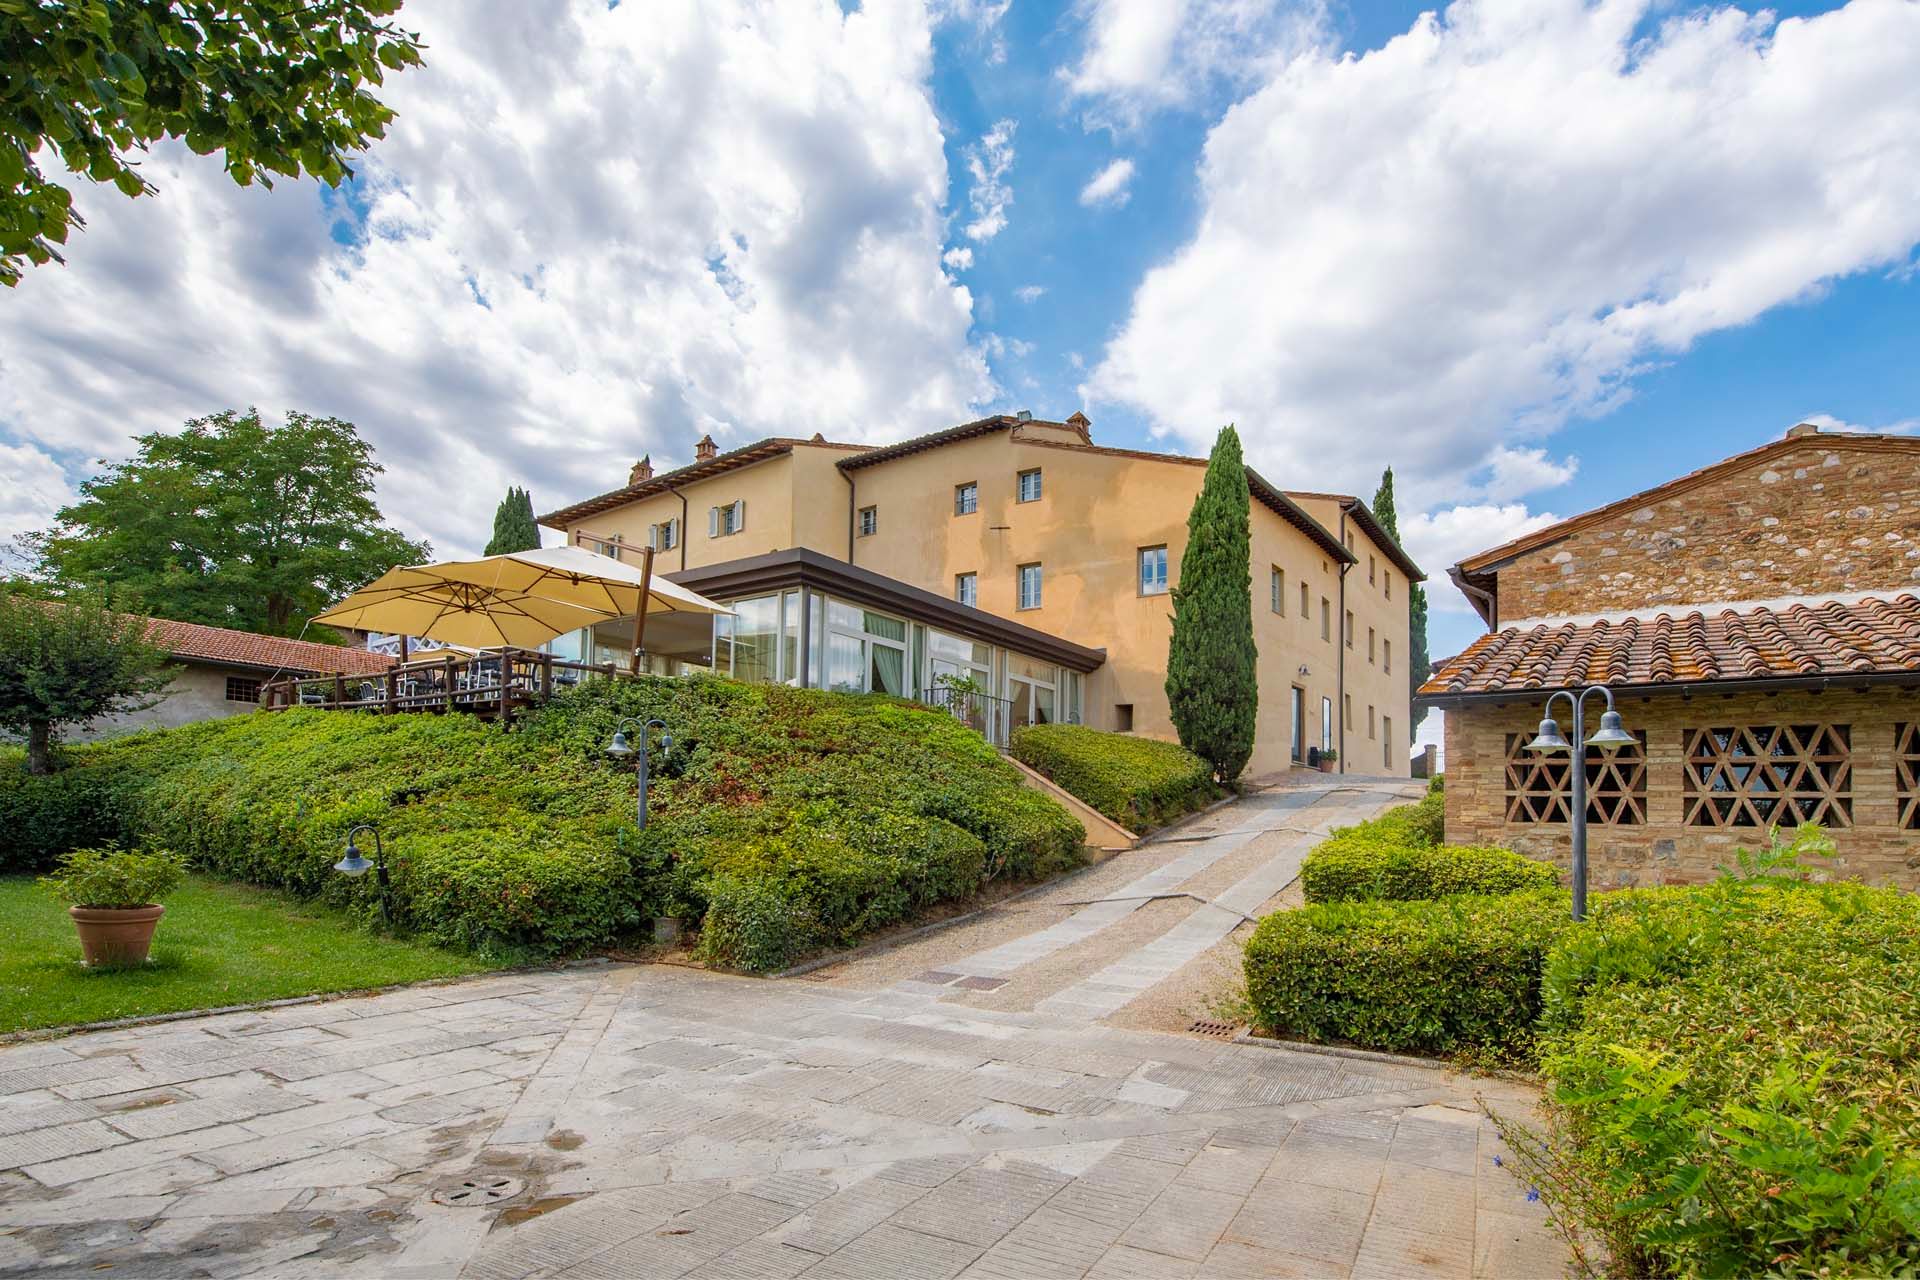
(631, 544, 655, 677)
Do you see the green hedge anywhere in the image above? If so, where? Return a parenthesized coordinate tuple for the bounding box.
(1, 678, 1085, 968)
(1300, 793, 1557, 903)
(1244, 888, 1571, 1058)
(1526, 879, 1920, 1277)
(1010, 723, 1219, 832)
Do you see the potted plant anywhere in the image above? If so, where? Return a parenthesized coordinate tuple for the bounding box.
(1316, 748, 1338, 774)
(41, 846, 187, 967)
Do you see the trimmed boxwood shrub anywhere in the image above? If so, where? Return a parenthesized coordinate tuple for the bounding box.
(1520, 877, 1920, 1277)
(1243, 888, 1572, 1058)
(1299, 793, 1556, 903)
(3, 676, 1084, 968)
(1010, 722, 1219, 832)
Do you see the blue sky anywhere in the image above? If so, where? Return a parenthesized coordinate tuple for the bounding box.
(3, 0, 1918, 696)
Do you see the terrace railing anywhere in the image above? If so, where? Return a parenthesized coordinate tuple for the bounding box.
(923, 685, 1016, 749)
(261, 647, 626, 722)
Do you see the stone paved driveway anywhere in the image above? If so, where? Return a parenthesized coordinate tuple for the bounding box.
(0, 781, 1567, 1279)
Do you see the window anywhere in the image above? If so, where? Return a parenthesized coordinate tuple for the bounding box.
(858, 505, 877, 537)
(1899, 724, 1920, 829)
(1683, 725, 1852, 828)
(1507, 731, 1648, 825)
(1299, 582, 1309, 617)
(1017, 468, 1043, 503)
(1017, 563, 1043, 610)
(1270, 567, 1284, 614)
(1344, 693, 1352, 730)
(1368, 554, 1376, 585)
(225, 676, 262, 704)
(709, 499, 746, 537)
(1320, 597, 1330, 641)
(1345, 610, 1355, 647)
(1385, 571, 1392, 600)
(598, 532, 623, 558)
(954, 573, 977, 606)
(1368, 627, 1376, 663)
(1368, 704, 1376, 739)
(1290, 687, 1305, 762)
(1320, 697, 1333, 754)
(1138, 546, 1169, 595)
(1115, 703, 1134, 732)
(1383, 717, 1393, 768)
(1384, 639, 1392, 673)
(955, 482, 978, 515)
(647, 518, 679, 551)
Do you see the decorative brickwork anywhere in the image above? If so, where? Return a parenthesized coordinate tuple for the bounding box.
(1443, 687, 1920, 890)
(1487, 438, 1920, 623)
(1502, 731, 1646, 825)
(1680, 724, 1851, 829)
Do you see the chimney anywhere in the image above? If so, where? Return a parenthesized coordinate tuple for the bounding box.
(695, 434, 718, 461)
(1015, 409, 1034, 422)
(629, 455, 654, 485)
(1785, 422, 1820, 439)
(1065, 411, 1092, 439)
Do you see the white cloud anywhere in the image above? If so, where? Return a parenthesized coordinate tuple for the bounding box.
(933, 0, 1011, 65)
(944, 246, 975, 271)
(962, 119, 1017, 242)
(1482, 445, 1577, 501)
(1796, 412, 1920, 435)
(1078, 157, 1137, 208)
(0, 0, 993, 560)
(1062, 0, 1327, 125)
(1087, 0, 1920, 521)
(0, 439, 77, 551)
(1399, 503, 1564, 612)
(1014, 284, 1047, 303)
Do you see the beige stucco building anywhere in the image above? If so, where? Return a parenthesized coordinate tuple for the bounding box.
(539, 413, 1422, 778)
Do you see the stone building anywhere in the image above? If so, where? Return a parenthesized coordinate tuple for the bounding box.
(1418, 424, 1920, 889)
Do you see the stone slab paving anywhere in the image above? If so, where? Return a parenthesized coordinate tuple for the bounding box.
(0, 781, 1567, 1278)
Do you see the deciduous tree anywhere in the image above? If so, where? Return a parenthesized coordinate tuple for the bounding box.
(29, 409, 429, 635)
(1165, 425, 1257, 783)
(1, 0, 422, 285)
(0, 588, 171, 774)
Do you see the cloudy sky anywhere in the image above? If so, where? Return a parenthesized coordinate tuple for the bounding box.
(5, 0, 1920, 739)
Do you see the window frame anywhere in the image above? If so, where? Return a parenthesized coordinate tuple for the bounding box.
(1270, 566, 1284, 615)
(1016, 562, 1043, 611)
(954, 572, 978, 607)
(225, 675, 262, 704)
(1016, 468, 1043, 503)
(1137, 545, 1169, 596)
(857, 505, 877, 538)
(954, 482, 978, 516)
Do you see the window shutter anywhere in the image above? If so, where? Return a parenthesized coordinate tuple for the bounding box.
(647, 523, 659, 550)
(669, 517, 680, 547)
(708, 506, 719, 537)
(733, 499, 746, 531)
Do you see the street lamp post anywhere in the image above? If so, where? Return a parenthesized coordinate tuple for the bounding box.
(335, 823, 393, 923)
(1524, 685, 1635, 921)
(605, 717, 672, 830)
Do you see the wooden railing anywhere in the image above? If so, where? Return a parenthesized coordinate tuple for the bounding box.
(261, 648, 627, 722)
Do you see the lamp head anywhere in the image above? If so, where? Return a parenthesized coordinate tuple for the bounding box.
(657, 733, 672, 753)
(1526, 716, 1572, 754)
(335, 831, 373, 877)
(605, 729, 634, 759)
(1586, 709, 1635, 753)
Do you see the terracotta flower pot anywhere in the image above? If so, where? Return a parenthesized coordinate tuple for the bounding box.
(68, 905, 166, 967)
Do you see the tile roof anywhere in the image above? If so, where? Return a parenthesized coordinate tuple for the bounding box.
(1418, 594, 1920, 702)
(145, 617, 394, 676)
(1282, 491, 1424, 582)
(538, 436, 871, 529)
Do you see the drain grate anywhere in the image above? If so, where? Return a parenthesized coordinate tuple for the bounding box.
(1188, 1019, 1240, 1039)
(431, 1175, 525, 1207)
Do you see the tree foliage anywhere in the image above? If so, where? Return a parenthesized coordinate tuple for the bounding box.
(1373, 467, 1431, 735)
(1, 0, 422, 286)
(1165, 425, 1258, 783)
(28, 409, 429, 636)
(484, 486, 541, 556)
(0, 587, 171, 774)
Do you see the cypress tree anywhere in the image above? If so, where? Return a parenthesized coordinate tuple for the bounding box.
(1165, 425, 1258, 783)
(484, 486, 541, 555)
(1372, 467, 1430, 737)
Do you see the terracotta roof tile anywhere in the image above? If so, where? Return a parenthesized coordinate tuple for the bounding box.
(1418, 594, 1920, 700)
(144, 617, 394, 676)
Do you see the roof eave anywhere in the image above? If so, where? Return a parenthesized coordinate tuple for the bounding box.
(1416, 668, 1920, 711)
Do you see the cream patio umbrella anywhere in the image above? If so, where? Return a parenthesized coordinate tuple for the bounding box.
(311, 544, 729, 659)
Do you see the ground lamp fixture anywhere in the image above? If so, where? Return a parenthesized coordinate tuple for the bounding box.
(1525, 685, 1634, 922)
(606, 717, 671, 830)
(336, 823, 393, 923)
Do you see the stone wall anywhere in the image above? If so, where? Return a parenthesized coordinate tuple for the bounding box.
(72, 662, 262, 741)
(1496, 438, 1920, 623)
(1443, 685, 1920, 890)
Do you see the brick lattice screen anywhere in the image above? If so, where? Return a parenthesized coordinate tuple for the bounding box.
(1682, 724, 1852, 829)
(1502, 731, 1647, 825)
(1897, 723, 1920, 831)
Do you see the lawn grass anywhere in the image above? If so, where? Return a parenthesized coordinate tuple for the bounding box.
(0, 874, 496, 1034)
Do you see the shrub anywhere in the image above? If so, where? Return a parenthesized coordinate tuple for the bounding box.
(40, 845, 187, 908)
(1243, 888, 1571, 1058)
(1520, 878, 1920, 1277)
(1011, 723, 1219, 832)
(1299, 793, 1555, 904)
(695, 874, 818, 973)
(0, 747, 139, 871)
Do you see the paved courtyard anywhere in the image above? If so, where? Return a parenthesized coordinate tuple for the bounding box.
(0, 780, 1566, 1278)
